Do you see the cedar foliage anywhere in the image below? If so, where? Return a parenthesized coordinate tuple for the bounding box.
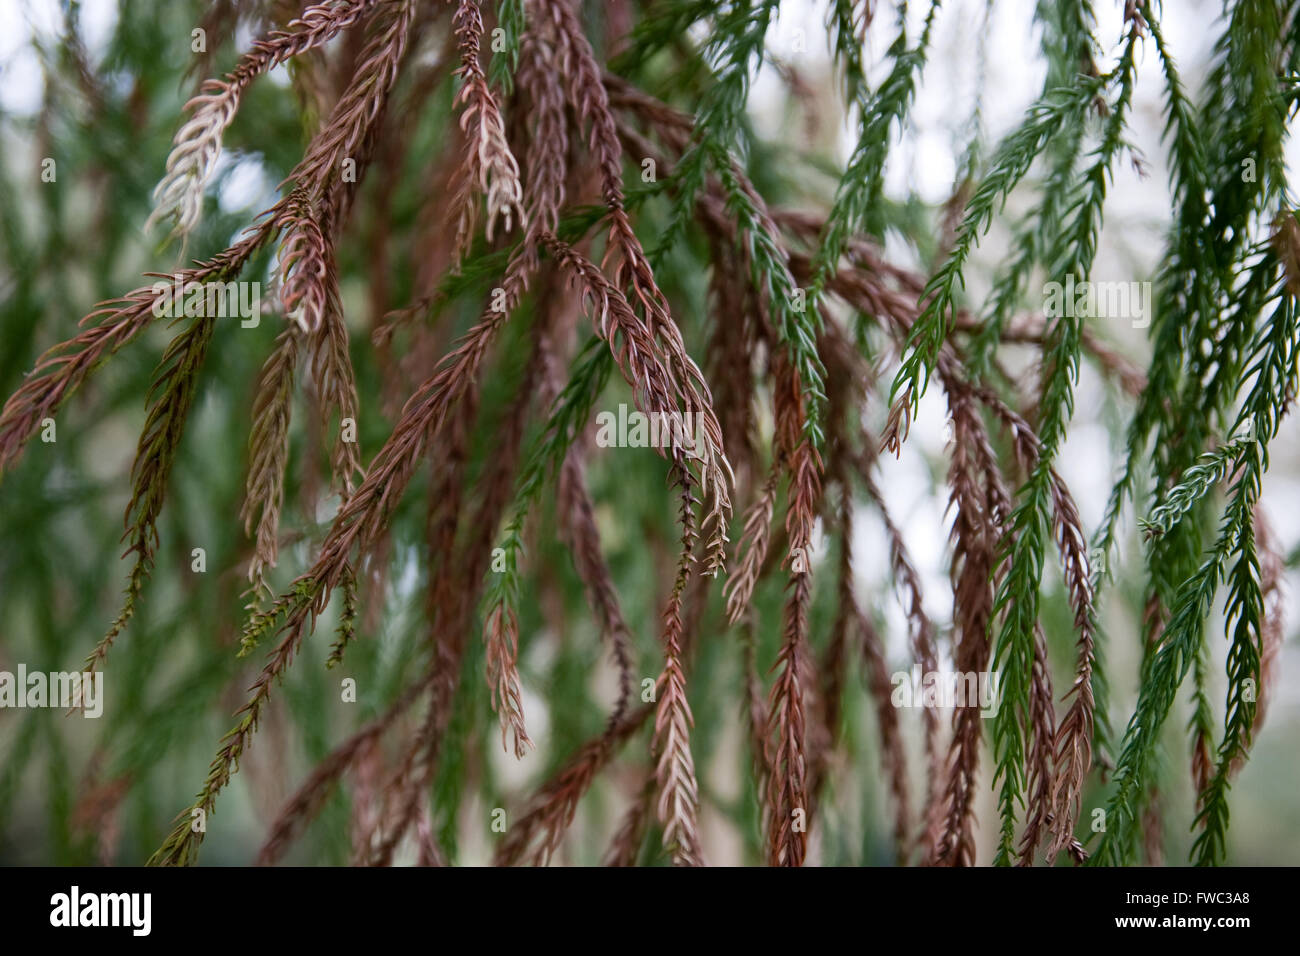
(0, 0, 1296, 866)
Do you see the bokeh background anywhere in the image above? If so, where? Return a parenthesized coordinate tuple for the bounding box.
(0, 0, 1297, 864)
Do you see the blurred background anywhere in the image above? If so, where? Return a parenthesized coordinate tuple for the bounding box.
(0, 0, 1297, 865)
